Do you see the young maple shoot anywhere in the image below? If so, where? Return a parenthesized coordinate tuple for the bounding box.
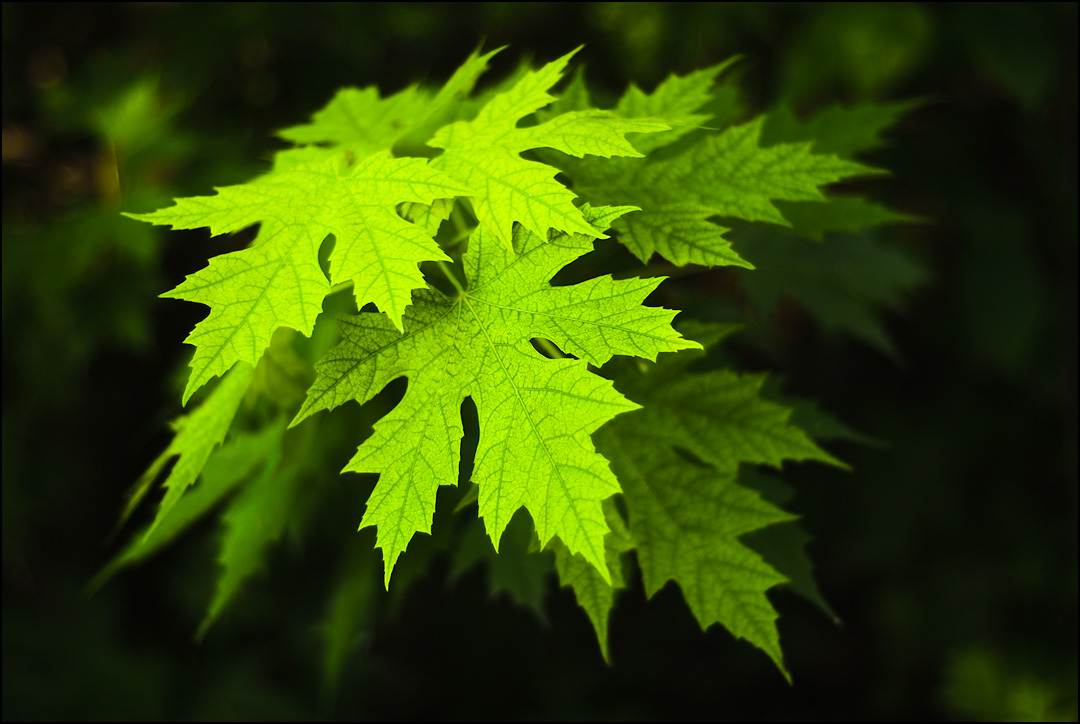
(113, 46, 905, 679)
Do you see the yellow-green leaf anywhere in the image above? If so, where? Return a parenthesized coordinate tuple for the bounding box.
(292, 206, 697, 587)
(128, 155, 472, 402)
(429, 49, 669, 248)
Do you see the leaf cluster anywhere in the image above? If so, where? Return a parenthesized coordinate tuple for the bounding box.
(111, 46, 918, 679)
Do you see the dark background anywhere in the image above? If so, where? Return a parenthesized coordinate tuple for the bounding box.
(3, 3, 1076, 720)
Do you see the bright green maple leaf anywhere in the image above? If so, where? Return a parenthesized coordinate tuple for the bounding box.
(277, 86, 429, 157)
(607, 57, 742, 154)
(275, 47, 502, 166)
(292, 206, 698, 586)
(428, 48, 670, 249)
(127, 154, 472, 403)
(542, 58, 739, 147)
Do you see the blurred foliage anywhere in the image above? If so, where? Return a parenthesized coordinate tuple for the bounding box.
(943, 645, 1078, 722)
(3, 3, 1075, 720)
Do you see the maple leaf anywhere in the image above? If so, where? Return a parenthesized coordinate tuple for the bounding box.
(292, 206, 698, 586)
(760, 100, 923, 158)
(572, 115, 879, 267)
(604, 57, 743, 154)
(758, 101, 926, 240)
(105, 46, 910, 680)
(555, 326, 844, 673)
(275, 47, 502, 166)
(127, 154, 472, 403)
(738, 468, 837, 622)
(716, 101, 928, 357)
(597, 434, 795, 673)
(277, 86, 430, 159)
(544, 63, 880, 268)
(724, 377, 872, 624)
(427, 48, 670, 249)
